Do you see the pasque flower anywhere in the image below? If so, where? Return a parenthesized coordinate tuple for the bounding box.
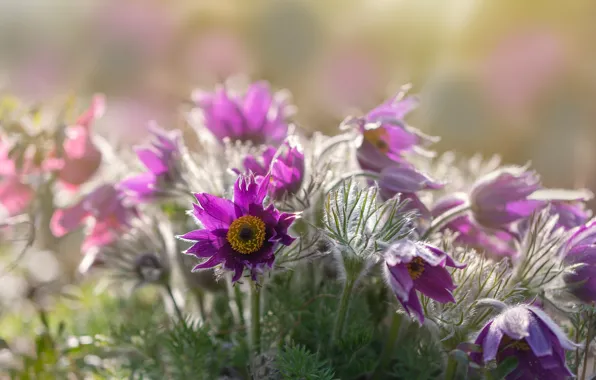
(237, 140, 305, 200)
(562, 220, 596, 303)
(378, 165, 444, 218)
(471, 305, 575, 379)
(50, 184, 138, 252)
(119, 124, 181, 202)
(383, 240, 465, 323)
(470, 166, 544, 230)
(58, 95, 104, 189)
(356, 93, 438, 172)
(180, 174, 296, 282)
(193, 81, 292, 145)
(431, 193, 516, 258)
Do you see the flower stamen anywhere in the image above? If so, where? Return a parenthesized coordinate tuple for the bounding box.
(407, 257, 425, 280)
(363, 128, 390, 154)
(227, 215, 266, 254)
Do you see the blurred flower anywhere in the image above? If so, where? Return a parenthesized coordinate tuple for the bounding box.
(50, 184, 138, 252)
(57, 95, 104, 190)
(379, 165, 444, 218)
(431, 193, 516, 258)
(236, 140, 305, 200)
(0, 175, 33, 217)
(192, 81, 293, 145)
(383, 239, 465, 323)
(355, 93, 437, 172)
(470, 166, 543, 231)
(119, 124, 182, 202)
(180, 174, 296, 282)
(471, 305, 574, 379)
(562, 220, 596, 303)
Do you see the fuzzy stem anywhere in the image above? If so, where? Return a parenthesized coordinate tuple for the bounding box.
(250, 285, 262, 354)
(444, 355, 458, 380)
(195, 289, 207, 321)
(421, 203, 471, 240)
(332, 276, 356, 343)
(582, 310, 594, 380)
(234, 284, 246, 326)
(165, 284, 184, 321)
(371, 313, 402, 379)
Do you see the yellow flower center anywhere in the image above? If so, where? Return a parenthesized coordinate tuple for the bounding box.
(363, 128, 389, 154)
(226, 215, 266, 255)
(502, 336, 531, 351)
(407, 257, 426, 280)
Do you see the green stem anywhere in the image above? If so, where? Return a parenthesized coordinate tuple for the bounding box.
(165, 284, 184, 321)
(195, 289, 206, 321)
(444, 355, 458, 380)
(250, 285, 262, 354)
(582, 310, 594, 380)
(371, 313, 403, 379)
(234, 284, 246, 326)
(332, 277, 356, 343)
(421, 203, 471, 240)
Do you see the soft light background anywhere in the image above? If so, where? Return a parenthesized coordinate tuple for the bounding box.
(1, 0, 596, 342)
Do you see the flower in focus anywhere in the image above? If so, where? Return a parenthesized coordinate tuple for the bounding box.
(383, 240, 465, 323)
(57, 95, 104, 189)
(119, 124, 181, 202)
(356, 93, 438, 172)
(180, 174, 296, 282)
(431, 193, 516, 258)
(192, 81, 293, 145)
(562, 220, 596, 303)
(470, 166, 544, 231)
(237, 140, 305, 200)
(50, 184, 138, 252)
(378, 165, 443, 218)
(471, 304, 575, 379)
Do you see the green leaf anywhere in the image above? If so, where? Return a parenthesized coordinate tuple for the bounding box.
(491, 357, 518, 380)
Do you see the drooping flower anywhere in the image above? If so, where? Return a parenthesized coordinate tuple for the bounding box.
(179, 174, 296, 281)
(236, 140, 305, 200)
(383, 240, 465, 323)
(355, 92, 438, 172)
(119, 124, 181, 202)
(50, 184, 138, 252)
(562, 220, 596, 303)
(518, 199, 592, 237)
(378, 165, 444, 218)
(192, 81, 292, 145)
(431, 193, 516, 258)
(471, 305, 575, 379)
(470, 166, 544, 231)
(57, 95, 104, 189)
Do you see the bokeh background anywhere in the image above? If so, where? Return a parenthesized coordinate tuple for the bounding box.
(1, 0, 596, 339)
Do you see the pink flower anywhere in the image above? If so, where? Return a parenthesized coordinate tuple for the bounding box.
(50, 184, 137, 252)
(57, 95, 104, 189)
(0, 176, 34, 216)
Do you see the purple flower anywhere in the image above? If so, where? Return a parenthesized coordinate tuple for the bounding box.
(562, 221, 596, 303)
(179, 174, 296, 281)
(518, 200, 591, 237)
(383, 240, 465, 323)
(193, 81, 292, 145)
(238, 141, 305, 200)
(378, 165, 444, 218)
(119, 124, 181, 202)
(470, 167, 544, 230)
(356, 94, 438, 172)
(431, 193, 517, 258)
(471, 305, 575, 379)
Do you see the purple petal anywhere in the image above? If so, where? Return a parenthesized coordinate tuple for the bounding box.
(385, 263, 414, 301)
(193, 193, 235, 229)
(414, 265, 456, 303)
(136, 147, 168, 174)
(483, 323, 504, 362)
(380, 166, 444, 193)
(191, 254, 224, 271)
(526, 319, 553, 357)
(243, 82, 273, 132)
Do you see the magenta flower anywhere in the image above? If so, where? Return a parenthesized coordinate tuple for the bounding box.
(471, 305, 575, 379)
(383, 240, 465, 323)
(237, 141, 305, 200)
(180, 174, 296, 282)
(431, 193, 516, 258)
(50, 184, 138, 252)
(193, 82, 292, 145)
(119, 124, 181, 202)
(356, 94, 438, 172)
(57, 95, 104, 190)
(378, 165, 444, 218)
(562, 221, 596, 303)
(470, 167, 544, 230)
